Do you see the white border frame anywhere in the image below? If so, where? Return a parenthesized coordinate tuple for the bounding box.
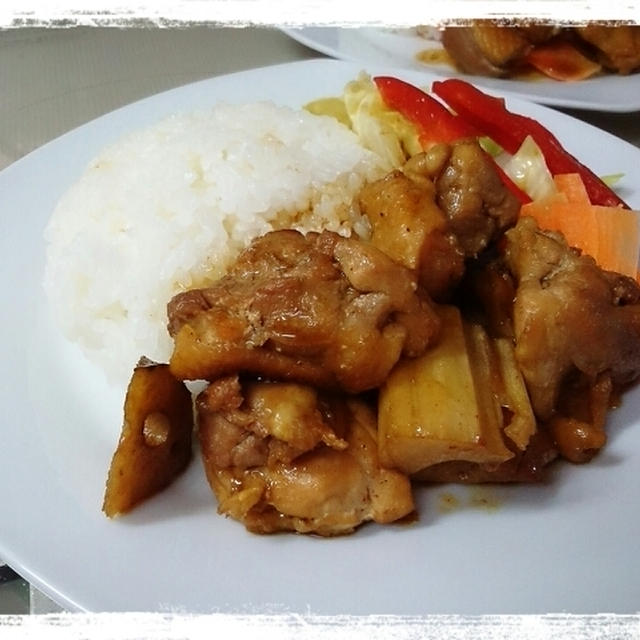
(1, 1, 639, 28)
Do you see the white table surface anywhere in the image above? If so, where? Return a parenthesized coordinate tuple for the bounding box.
(1, 24, 639, 615)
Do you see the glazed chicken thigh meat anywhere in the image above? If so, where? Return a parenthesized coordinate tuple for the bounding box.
(168, 228, 440, 393)
(197, 376, 415, 536)
(358, 140, 520, 300)
(504, 217, 640, 421)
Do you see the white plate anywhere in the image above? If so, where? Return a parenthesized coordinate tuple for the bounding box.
(1, 59, 640, 615)
(283, 27, 640, 112)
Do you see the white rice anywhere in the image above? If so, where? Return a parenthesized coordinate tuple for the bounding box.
(43, 101, 386, 384)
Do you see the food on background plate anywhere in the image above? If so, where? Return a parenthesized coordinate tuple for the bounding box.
(44, 73, 640, 536)
(419, 21, 640, 81)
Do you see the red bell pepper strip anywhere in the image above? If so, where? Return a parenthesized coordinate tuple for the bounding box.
(374, 76, 531, 204)
(431, 78, 629, 209)
(374, 75, 479, 146)
(524, 41, 602, 82)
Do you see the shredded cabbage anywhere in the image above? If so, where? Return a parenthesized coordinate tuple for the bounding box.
(498, 135, 556, 202)
(478, 136, 503, 157)
(306, 78, 625, 207)
(305, 73, 422, 171)
(601, 173, 625, 187)
(304, 97, 351, 128)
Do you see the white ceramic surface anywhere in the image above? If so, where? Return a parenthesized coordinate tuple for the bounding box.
(1, 59, 639, 615)
(283, 27, 640, 112)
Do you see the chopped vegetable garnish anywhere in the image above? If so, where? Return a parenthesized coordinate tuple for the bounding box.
(374, 75, 531, 204)
(304, 97, 351, 128)
(373, 76, 478, 147)
(601, 173, 625, 187)
(431, 78, 630, 209)
(520, 173, 640, 278)
(343, 74, 423, 169)
(499, 135, 557, 202)
(478, 136, 504, 157)
(524, 41, 602, 81)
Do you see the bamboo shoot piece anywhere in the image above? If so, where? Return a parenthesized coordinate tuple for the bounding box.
(378, 305, 535, 475)
(494, 337, 537, 450)
(464, 324, 536, 452)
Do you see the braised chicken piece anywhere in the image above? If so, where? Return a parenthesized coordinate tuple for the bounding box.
(458, 254, 517, 340)
(167, 229, 440, 393)
(404, 141, 520, 257)
(197, 376, 415, 535)
(358, 140, 519, 300)
(504, 217, 640, 422)
(518, 25, 560, 45)
(576, 24, 640, 74)
(358, 164, 465, 300)
(440, 21, 640, 78)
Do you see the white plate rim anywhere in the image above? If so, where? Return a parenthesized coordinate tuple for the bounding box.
(282, 26, 640, 112)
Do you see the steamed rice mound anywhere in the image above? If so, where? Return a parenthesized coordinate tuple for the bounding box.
(44, 102, 386, 383)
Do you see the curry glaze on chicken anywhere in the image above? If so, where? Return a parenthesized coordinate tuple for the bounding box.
(196, 376, 414, 536)
(358, 140, 520, 300)
(505, 217, 640, 421)
(105, 136, 640, 537)
(457, 216, 640, 464)
(167, 228, 440, 394)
